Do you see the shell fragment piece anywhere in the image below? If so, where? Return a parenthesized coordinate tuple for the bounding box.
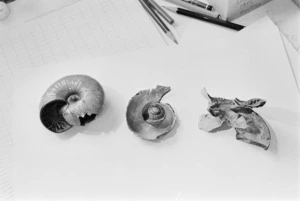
(199, 88, 271, 150)
(233, 107, 271, 150)
(198, 114, 223, 132)
(40, 75, 104, 133)
(126, 85, 176, 140)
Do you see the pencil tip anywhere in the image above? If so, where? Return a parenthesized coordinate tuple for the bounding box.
(166, 31, 178, 45)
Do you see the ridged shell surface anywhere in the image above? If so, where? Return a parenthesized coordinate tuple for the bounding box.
(126, 85, 176, 140)
(40, 74, 104, 133)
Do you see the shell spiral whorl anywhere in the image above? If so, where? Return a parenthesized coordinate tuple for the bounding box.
(40, 74, 104, 133)
(126, 85, 176, 140)
(142, 102, 166, 126)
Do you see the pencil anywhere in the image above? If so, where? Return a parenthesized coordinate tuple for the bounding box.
(147, 0, 174, 24)
(138, 0, 178, 44)
(164, 6, 245, 31)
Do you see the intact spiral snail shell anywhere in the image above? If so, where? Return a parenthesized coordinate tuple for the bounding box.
(126, 85, 176, 140)
(40, 75, 104, 133)
(198, 88, 271, 150)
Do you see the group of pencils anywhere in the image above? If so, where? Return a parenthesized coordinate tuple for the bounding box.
(138, 0, 245, 44)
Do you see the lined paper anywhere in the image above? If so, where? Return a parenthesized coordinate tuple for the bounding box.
(0, 1, 165, 197)
(0, 74, 14, 201)
(0, 0, 81, 30)
(0, 0, 166, 76)
(0, 118, 14, 201)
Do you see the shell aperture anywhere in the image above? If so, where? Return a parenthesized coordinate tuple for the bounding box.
(199, 88, 271, 150)
(40, 74, 105, 133)
(126, 85, 176, 140)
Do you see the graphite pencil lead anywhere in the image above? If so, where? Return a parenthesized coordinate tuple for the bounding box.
(166, 31, 178, 44)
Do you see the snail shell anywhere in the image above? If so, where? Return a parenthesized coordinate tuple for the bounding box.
(126, 85, 176, 140)
(40, 74, 104, 133)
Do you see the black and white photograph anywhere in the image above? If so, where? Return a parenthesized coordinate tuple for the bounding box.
(0, 0, 299, 200)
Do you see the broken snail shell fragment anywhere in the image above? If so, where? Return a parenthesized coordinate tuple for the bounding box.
(126, 85, 176, 140)
(40, 75, 104, 133)
(198, 88, 271, 150)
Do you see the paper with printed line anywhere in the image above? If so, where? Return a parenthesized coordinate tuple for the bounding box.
(0, 0, 81, 30)
(0, 74, 14, 201)
(0, 2, 166, 197)
(0, 0, 166, 77)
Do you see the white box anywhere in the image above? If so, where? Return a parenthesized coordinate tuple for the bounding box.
(207, 0, 272, 20)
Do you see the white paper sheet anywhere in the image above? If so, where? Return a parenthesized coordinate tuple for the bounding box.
(0, 74, 14, 201)
(0, 120, 13, 201)
(234, 0, 300, 54)
(207, 0, 271, 20)
(281, 31, 300, 93)
(0, 0, 81, 30)
(0, 0, 166, 77)
(7, 17, 299, 200)
(238, 12, 300, 93)
(0, 1, 165, 199)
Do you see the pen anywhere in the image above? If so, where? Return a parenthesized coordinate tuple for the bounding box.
(181, 0, 213, 11)
(147, 0, 175, 24)
(164, 0, 220, 19)
(163, 6, 245, 31)
(139, 0, 178, 44)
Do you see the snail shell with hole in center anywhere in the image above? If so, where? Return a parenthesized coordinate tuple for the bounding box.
(126, 85, 176, 140)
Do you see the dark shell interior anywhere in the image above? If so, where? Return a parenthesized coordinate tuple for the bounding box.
(79, 113, 97, 126)
(142, 102, 165, 123)
(40, 100, 72, 133)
